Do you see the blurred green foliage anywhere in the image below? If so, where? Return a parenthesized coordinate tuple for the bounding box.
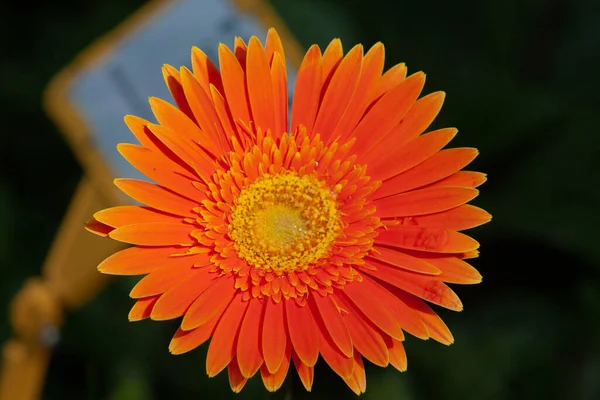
(1, 0, 599, 399)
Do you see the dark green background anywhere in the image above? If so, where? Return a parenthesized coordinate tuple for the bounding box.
(1, 0, 599, 398)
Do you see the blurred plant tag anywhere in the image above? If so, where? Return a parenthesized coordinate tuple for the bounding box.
(45, 0, 299, 201)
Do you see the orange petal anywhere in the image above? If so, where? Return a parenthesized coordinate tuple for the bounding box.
(162, 64, 195, 121)
(390, 288, 454, 345)
(124, 115, 159, 150)
(369, 246, 441, 275)
(357, 276, 429, 340)
(292, 353, 314, 392)
(151, 267, 217, 320)
(366, 128, 457, 180)
(169, 312, 221, 355)
(385, 337, 407, 371)
(84, 218, 112, 237)
(262, 298, 287, 373)
(271, 52, 288, 137)
(315, 314, 354, 380)
(310, 293, 353, 358)
(375, 225, 480, 253)
(237, 298, 265, 378)
(191, 46, 224, 95)
(114, 179, 197, 217)
(108, 221, 193, 246)
(321, 38, 343, 83)
(375, 187, 479, 218)
(247, 36, 276, 134)
(180, 67, 228, 154)
(286, 299, 319, 367)
(424, 255, 482, 284)
(377, 148, 479, 198)
(290, 45, 322, 133)
(227, 357, 248, 393)
(342, 281, 404, 341)
(129, 255, 203, 298)
(333, 42, 385, 143)
(98, 245, 189, 276)
(407, 204, 492, 231)
(206, 293, 249, 377)
(353, 72, 425, 152)
(426, 171, 487, 189)
(181, 274, 236, 330)
(128, 295, 159, 321)
(312, 44, 363, 141)
(343, 353, 367, 395)
(260, 344, 291, 392)
(372, 62, 407, 102)
(265, 28, 285, 62)
(209, 84, 238, 140)
(218, 43, 251, 132)
(94, 206, 180, 228)
(364, 258, 463, 311)
(334, 293, 389, 367)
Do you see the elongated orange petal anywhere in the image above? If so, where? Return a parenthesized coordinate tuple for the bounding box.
(247, 36, 276, 134)
(389, 288, 454, 345)
(364, 259, 463, 311)
(124, 115, 159, 150)
(342, 281, 404, 341)
(262, 298, 287, 373)
(424, 256, 482, 284)
(313, 44, 363, 141)
(372, 62, 407, 101)
(292, 353, 314, 392)
(321, 38, 343, 84)
(227, 357, 248, 393)
(128, 295, 159, 321)
(108, 222, 193, 246)
(98, 245, 188, 275)
(357, 275, 429, 340)
(129, 256, 204, 298)
(375, 225, 480, 253)
(426, 171, 487, 189)
(191, 46, 224, 95)
(94, 206, 179, 228)
(169, 312, 221, 355)
(315, 315, 354, 380)
(334, 293, 389, 367)
(375, 187, 479, 218)
(260, 345, 290, 392)
(333, 42, 385, 142)
(162, 64, 195, 121)
(181, 275, 236, 330)
(206, 293, 249, 377)
(290, 45, 322, 133)
(369, 246, 441, 275)
(219, 43, 251, 132)
(265, 27, 285, 62)
(376, 148, 479, 198)
(271, 52, 288, 137)
(408, 204, 492, 231)
(310, 293, 353, 358)
(180, 67, 229, 153)
(344, 353, 366, 395)
(366, 128, 457, 180)
(151, 267, 216, 320)
(353, 72, 425, 152)
(114, 179, 197, 217)
(237, 298, 264, 378)
(209, 84, 238, 140)
(84, 219, 112, 237)
(286, 300, 319, 367)
(385, 337, 407, 371)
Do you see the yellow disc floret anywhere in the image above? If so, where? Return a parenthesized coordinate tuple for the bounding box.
(229, 171, 341, 273)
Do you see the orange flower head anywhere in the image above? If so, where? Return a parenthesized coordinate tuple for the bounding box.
(87, 28, 491, 394)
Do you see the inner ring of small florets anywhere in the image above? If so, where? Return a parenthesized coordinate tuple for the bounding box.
(228, 171, 341, 273)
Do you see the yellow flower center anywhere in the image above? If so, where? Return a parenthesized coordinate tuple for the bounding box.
(229, 171, 340, 273)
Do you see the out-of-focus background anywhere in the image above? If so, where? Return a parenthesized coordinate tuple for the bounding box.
(1, 0, 599, 399)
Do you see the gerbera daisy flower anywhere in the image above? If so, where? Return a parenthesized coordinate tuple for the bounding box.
(86, 28, 490, 394)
